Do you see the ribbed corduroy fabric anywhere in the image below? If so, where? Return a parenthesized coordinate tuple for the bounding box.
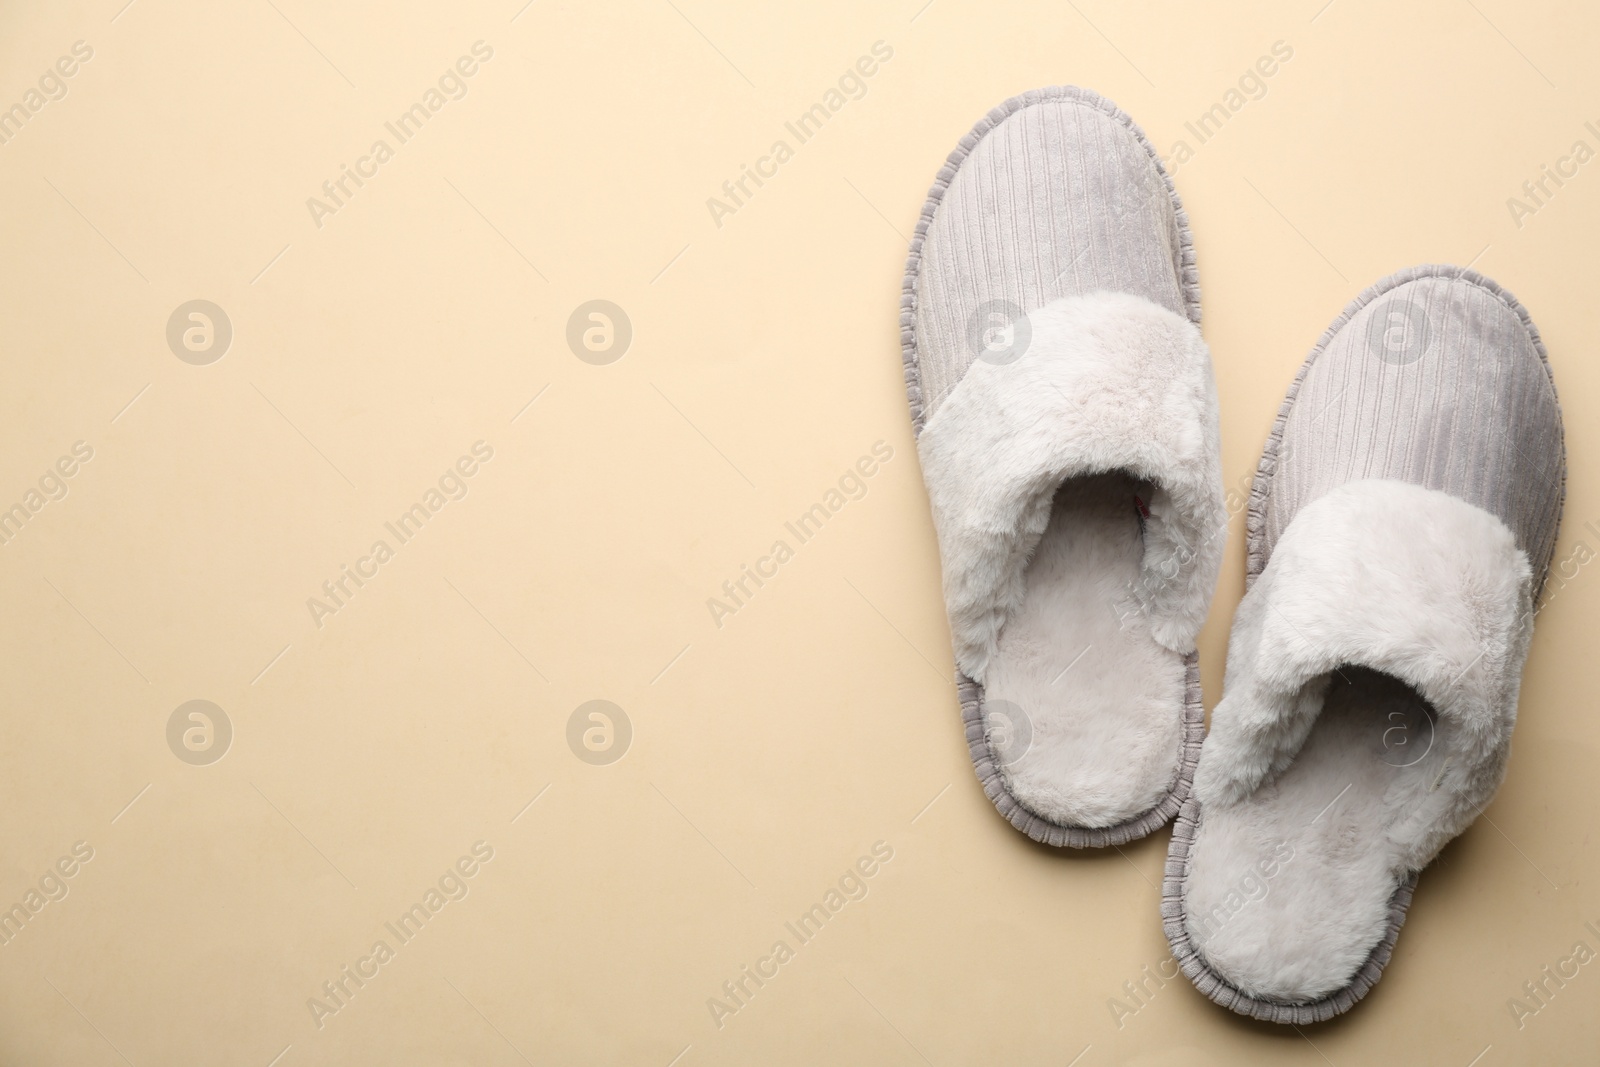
(1252, 266, 1566, 588)
(901, 87, 1208, 847)
(1164, 265, 1566, 1025)
(905, 86, 1198, 434)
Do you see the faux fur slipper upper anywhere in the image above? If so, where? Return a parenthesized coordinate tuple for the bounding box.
(902, 87, 1225, 847)
(1164, 265, 1566, 1022)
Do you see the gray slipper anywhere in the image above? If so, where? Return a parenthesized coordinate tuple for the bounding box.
(901, 87, 1225, 847)
(1164, 265, 1566, 1022)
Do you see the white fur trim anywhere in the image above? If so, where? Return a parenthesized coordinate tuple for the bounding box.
(917, 291, 1225, 682)
(1194, 479, 1534, 869)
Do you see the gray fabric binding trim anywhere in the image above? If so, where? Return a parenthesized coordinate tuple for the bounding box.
(1164, 263, 1567, 1024)
(901, 86, 1205, 846)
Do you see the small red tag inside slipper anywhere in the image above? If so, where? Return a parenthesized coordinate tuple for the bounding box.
(1134, 494, 1151, 520)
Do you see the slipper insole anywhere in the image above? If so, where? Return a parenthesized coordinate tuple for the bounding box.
(1183, 668, 1444, 1000)
(982, 471, 1188, 828)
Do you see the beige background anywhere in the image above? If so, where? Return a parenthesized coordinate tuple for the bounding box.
(0, 0, 1595, 1063)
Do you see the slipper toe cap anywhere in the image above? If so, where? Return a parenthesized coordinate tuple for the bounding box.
(912, 87, 1193, 424)
(1257, 266, 1565, 582)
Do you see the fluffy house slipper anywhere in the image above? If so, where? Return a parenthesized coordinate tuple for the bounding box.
(1163, 265, 1566, 1022)
(901, 87, 1226, 847)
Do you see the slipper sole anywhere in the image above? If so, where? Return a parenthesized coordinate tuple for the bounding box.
(902, 86, 1205, 847)
(1162, 264, 1565, 1022)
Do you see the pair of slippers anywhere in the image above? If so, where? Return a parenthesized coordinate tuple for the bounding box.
(901, 87, 1565, 1023)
